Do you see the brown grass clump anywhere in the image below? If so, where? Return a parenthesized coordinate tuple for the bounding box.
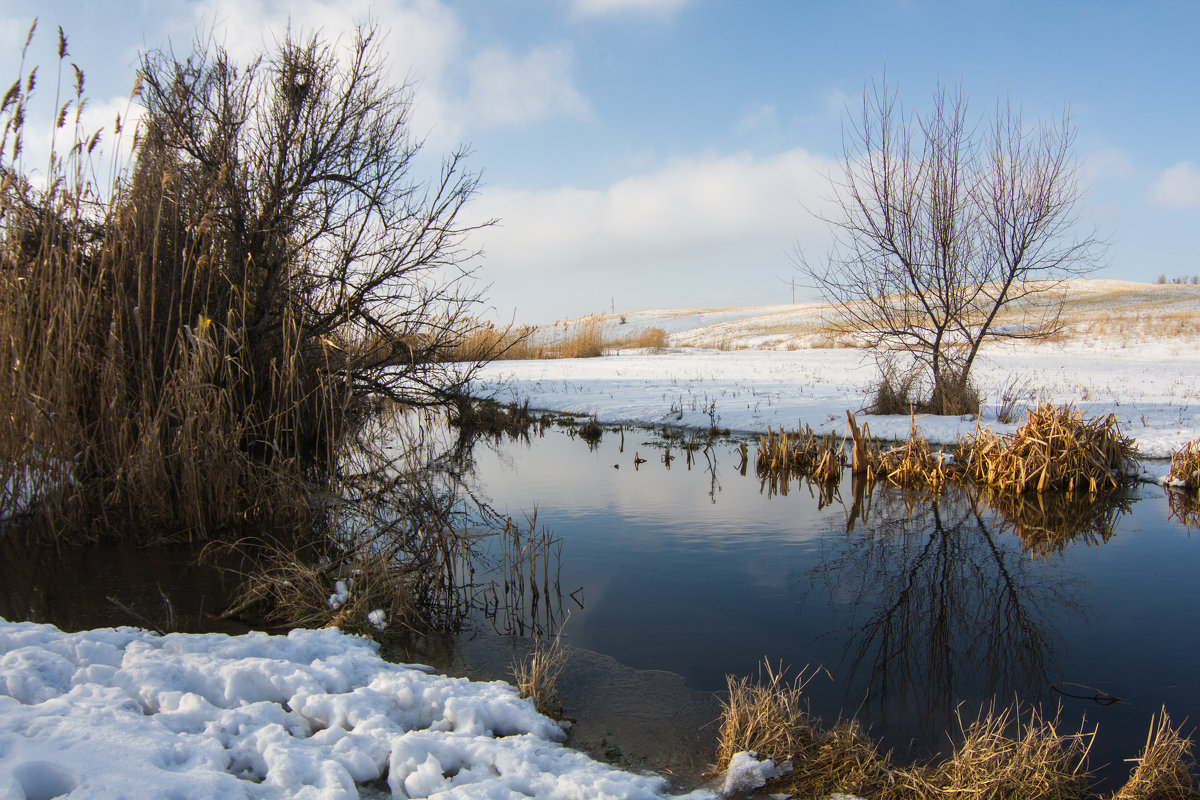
(755, 425, 844, 484)
(957, 404, 1138, 494)
(1169, 440, 1200, 499)
(876, 416, 952, 489)
(716, 658, 1200, 800)
(716, 660, 821, 770)
(899, 703, 1095, 800)
(511, 627, 569, 718)
(1111, 709, 1199, 800)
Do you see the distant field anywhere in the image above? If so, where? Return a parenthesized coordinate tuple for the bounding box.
(477, 279, 1200, 461)
(584, 279, 1200, 352)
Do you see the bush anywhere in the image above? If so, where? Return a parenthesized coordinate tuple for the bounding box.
(1, 22, 486, 546)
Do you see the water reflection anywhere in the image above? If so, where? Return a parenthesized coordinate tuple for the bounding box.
(972, 486, 1133, 558)
(808, 488, 1087, 743)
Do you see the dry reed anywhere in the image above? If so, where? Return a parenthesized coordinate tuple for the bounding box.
(511, 625, 570, 718)
(1169, 440, 1200, 499)
(1111, 709, 1199, 800)
(957, 404, 1138, 494)
(755, 424, 844, 484)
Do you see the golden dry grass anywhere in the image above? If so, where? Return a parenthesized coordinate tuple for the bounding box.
(1111, 709, 1200, 800)
(512, 627, 569, 718)
(755, 425, 844, 484)
(957, 404, 1138, 494)
(713, 659, 1156, 800)
(898, 704, 1095, 800)
(716, 660, 822, 770)
(448, 315, 660, 361)
(1169, 440, 1200, 499)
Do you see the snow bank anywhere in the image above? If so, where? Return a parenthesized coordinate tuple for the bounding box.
(0, 618, 719, 799)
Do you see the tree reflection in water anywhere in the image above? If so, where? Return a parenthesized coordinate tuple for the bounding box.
(805, 478, 1132, 752)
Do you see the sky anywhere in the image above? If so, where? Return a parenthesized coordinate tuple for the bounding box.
(2, 0, 1198, 323)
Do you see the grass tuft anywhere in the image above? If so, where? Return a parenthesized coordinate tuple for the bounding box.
(512, 626, 569, 718)
(1111, 709, 1199, 800)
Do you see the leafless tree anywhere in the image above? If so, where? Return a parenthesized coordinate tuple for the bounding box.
(799, 80, 1106, 414)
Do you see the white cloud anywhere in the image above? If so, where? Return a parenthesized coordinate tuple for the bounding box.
(465, 46, 590, 127)
(182, 0, 590, 143)
(1084, 146, 1137, 183)
(183, 0, 462, 143)
(571, 0, 690, 17)
(469, 148, 840, 319)
(1149, 161, 1200, 209)
(735, 103, 778, 135)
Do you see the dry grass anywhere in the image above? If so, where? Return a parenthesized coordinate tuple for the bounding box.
(1169, 440, 1200, 498)
(1111, 709, 1200, 800)
(716, 661, 1129, 800)
(956, 404, 1138, 494)
(450, 315, 639, 360)
(755, 425, 844, 485)
(897, 704, 1095, 800)
(511, 625, 569, 718)
(716, 660, 822, 770)
(612, 325, 669, 351)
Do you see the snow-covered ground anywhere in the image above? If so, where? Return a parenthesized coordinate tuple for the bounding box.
(476, 284, 1200, 474)
(0, 618, 738, 799)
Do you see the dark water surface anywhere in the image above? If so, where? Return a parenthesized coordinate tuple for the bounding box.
(469, 425, 1200, 786)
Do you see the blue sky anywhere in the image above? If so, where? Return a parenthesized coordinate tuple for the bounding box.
(3, 0, 1198, 322)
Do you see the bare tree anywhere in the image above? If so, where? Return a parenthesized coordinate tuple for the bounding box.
(799, 80, 1106, 415)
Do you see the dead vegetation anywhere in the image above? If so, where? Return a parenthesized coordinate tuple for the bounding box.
(957, 404, 1138, 494)
(1168, 439, 1200, 499)
(718, 659, 1199, 800)
(755, 425, 844, 486)
(511, 624, 570, 718)
(446, 316, 669, 362)
(1111, 709, 1200, 800)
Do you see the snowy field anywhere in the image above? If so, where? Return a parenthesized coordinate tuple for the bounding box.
(476, 281, 1200, 474)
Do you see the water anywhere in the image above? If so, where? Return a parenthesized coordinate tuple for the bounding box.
(468, 424, 1200, 784)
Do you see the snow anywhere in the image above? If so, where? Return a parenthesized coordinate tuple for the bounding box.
(0, 618, 721, 799)
(719, 752, 790, 795)
(475, 335, 1200, 468)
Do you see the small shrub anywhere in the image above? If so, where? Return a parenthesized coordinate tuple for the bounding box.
(927, 371, 981, 417)
(995, 374, 1033, 424)
(871, 366, 919, 415)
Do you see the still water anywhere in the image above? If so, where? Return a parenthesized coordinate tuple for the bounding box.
(468, 424, 1200, 783)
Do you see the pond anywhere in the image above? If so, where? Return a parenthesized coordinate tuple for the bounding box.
(465, 422, 1200, 789)
(3, 417, 1197, 792)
